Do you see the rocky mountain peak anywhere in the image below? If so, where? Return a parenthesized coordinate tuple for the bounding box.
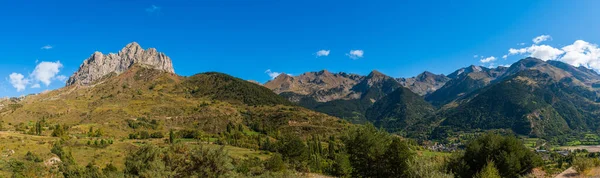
(66, 42, 175, 86)
(397, 71, 450, 96)
(317, 69, 331, 75)
(368, 70, 385, 77)
(416, 71, 441, 81)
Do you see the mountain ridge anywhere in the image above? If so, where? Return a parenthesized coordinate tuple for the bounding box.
(66, 42, 175, 86)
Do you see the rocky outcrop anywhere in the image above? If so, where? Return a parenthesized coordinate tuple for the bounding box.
(397, 71, 450, 96)
(264, 70, 364, 102)
(66, 42, 174, 86)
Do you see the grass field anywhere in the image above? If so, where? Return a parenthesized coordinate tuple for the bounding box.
(523, 138, 541, 148)
(0, 131, 272, 177)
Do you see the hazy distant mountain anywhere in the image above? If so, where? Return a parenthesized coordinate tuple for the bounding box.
(265, 70, 434, 129)
(264, 57, 600, 140)
(264, 70, 364, 102)
(397, 71, 450, 96)
(425, 65, 508, 106)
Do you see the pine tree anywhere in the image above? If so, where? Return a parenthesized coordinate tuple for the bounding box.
(264, 137, 271, 151)
(317, 137, 323, 156)
(257, 135, 262, 147)
(88, 127, 94, 137)
(475, 160, 501, 178)
(226, 123, 233, 134)
(169, 129, 175, 144)
(328, 136, 335, 159)
(35, 121, 42, 135)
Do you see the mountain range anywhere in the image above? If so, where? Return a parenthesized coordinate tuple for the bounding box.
(3, 42, 600, 143)
(264, 57, 600, 140)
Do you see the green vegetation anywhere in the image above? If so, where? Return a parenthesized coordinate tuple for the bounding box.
(5, 63, 599, 177)
(474, 161, 501, 178)
(182, 72, 293, 106)
(446, 133, 542, 178)
(366, 87, 435, 137)
(435, 70, 600, 143)
(572, 157, 600, 174)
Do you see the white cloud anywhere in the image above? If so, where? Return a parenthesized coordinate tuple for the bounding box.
(346, 50, 364, 59)
(41, 45, 53, 50)
(9, 73, 29, 92)
(508, 44, 564, 61)
(560, 40, 600, 70)
(505, 38, 600, 71)
(316, 50, 330, 57)
(7, 61, 65, 92)
(499, 64, 512, 67)
(517, 43, 526, 46)
(56, 75, 68, 82)
(502, 55, 508, 59)
(265, 69, 282, 79)
(146, 5, 161, 13)
(31, 61, 63, 86)
(480, 56, 497, 63)
(473, 55, 479, 58)
(533, 35, 551, 44)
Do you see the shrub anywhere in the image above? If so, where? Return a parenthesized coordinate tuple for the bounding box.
(125, 143, 233, 177)
(150, 132, 164, 138)
(24, 151, 43, 162)
(265, 154, 285, 172)
(573, 157, 600, 173)
(447, 133, 542, 178)
(343, 123, 415, 177)
(406, 157, 453, 178)
(474, 160, 501, 178)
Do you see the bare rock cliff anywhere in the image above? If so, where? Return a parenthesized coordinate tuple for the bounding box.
(66, 42, 174, 86)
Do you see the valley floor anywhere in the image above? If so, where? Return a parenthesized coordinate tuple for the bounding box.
(560, 145, 600, 153)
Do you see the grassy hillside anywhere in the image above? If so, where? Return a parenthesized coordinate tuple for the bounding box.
(0, 65, 350, 176)
(366, 87, 435, 134)
(0, 66, 344, 137)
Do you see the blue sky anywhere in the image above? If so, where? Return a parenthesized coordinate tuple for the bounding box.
(2, 0, 600, 97)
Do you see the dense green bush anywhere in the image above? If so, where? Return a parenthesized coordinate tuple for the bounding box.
(264, 154, 286, 172)
(24, 151, 43, 162)
(273, 134, 309, 170)
(124, 143, 233, 177)
(343, 123, 415, 178)
(446, 133, 542, 178)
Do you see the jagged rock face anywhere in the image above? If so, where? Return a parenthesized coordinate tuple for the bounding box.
(397, 71, 450, 96)
(264, 69, 449, 102)
(66, 42, 174, 86)
(264, 70, 364, 102)
(424, 65, 509, 106)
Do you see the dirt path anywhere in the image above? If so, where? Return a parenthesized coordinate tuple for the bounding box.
(555, 167, 600, 178)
